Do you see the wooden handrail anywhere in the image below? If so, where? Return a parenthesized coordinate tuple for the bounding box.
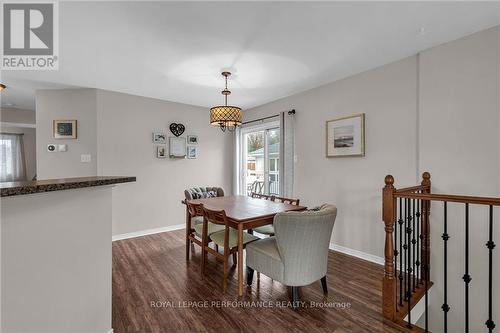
(394, 184, 430, 193)
(394, 192, 500, 206)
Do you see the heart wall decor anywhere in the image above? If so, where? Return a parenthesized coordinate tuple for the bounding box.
(169, 123, 185, 137)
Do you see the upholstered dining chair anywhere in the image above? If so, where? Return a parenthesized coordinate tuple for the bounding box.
(201, 206, 259, 293)
(253, 196, 300, 236)
(184, 187, 225, 260)
(245, 204, 337, 309)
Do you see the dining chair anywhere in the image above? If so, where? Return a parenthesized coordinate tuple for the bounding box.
(250, 192, 275, 201)
(253, 196, 300, 236)
(184, 187, 225, 260)
(201, 206, 259, 292)
(185, 201, 224, 259)
(246, 204, 337, 309)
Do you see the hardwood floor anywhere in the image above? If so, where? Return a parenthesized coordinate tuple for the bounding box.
(112, 229, 413, 333)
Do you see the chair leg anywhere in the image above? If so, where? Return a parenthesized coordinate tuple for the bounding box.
(232, 252, 237, 266)
(291, 286, 300, 310)
(222, 257, 228, 293)
(320, 276, 328, 295)
(246, 266, 254, 286)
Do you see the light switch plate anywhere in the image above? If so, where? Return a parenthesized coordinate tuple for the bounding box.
(58, 144, 67, 152)
(80, 154, 91, 163)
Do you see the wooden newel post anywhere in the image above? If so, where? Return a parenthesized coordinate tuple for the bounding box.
(382, 175, 397, 320)
(421, 172, 431, 282)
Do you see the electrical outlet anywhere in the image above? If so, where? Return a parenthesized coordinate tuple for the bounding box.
(80, 154, 91, 163)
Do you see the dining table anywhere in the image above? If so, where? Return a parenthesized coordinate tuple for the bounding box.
(185, 195, 306, 296)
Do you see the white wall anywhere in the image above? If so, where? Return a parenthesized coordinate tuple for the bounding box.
(96, 90, 232, 236)
(35, 88, 233, 236)
(0, 107, 36, 125)
(246, 26, 500, 332)
(1, 187, 113, 333)
(419, 26, 500, 333)
(246, 56, 419, 259)
(36, 89, 97, 179)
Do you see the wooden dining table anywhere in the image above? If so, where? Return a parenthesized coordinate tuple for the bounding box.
(185, 195, 306, 296)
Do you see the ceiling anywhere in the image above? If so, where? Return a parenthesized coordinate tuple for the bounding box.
(2, 1, 500, 111)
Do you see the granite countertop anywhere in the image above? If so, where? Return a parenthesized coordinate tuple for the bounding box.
(0, 176, 136, 197)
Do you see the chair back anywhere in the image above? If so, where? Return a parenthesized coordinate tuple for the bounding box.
(186, 201, 204, 217)
(201, 206, 228, 226)
(251, 192, 275, 201)
(184, 187, 224, 200)
(274, 196, 300, 206)
(273, 204, 337, 286)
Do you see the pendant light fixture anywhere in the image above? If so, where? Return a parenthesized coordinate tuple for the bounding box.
(210, 71, 242, 132)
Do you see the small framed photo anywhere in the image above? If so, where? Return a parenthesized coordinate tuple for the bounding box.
(153, 132, 166, 144)
(187, 145, 198, 159)
(156, 145, 167, 158)
(53, 120, 77, 139)
(187, 135, 198, 144)
(326, 113, 365, 157)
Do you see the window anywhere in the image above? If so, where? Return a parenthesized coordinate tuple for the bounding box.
(0, 133, 26, 182)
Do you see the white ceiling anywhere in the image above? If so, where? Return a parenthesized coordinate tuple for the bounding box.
(2, 1, 500, 111)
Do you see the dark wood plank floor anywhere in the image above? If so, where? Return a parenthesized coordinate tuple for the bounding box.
(112, 229, 412, 333)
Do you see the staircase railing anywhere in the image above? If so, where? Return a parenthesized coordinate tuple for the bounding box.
(382, 172, 499, 332)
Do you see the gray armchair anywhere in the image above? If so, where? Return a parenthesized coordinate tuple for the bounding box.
(245, 204, 337, 308)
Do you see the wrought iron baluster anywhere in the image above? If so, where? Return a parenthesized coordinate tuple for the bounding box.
(463, 203, 471, 333)
(486, 205, 496, 332)
(399, 198, 404, 307)
(406, 198, 412, 328)
(416, 198, 421, 286)
(424, 199, 429, 333)
(412, 198, 416, 293)
(442, 201, 450, 333)
(403, 198, 408, 301)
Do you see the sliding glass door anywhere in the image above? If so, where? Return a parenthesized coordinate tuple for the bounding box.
(240, 123, 280, 196)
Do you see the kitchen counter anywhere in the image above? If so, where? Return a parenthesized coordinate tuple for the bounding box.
(0, 176, 136, 197)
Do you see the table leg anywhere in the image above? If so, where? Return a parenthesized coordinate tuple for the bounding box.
(238, 223, 244, 296)
(185, 205, 191, 261)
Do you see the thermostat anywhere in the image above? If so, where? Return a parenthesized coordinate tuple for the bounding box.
(47, 144, 56, 152)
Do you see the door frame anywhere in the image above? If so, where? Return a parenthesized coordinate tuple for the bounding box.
(239, 121, 280, 196)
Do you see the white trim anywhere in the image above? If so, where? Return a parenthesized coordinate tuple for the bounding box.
(403, 283, 432, 325)
(329, 243, 385, 266)
(107, 329, 114, 333)
(112, 224, 185, 241)
(0, 121, 36, 128)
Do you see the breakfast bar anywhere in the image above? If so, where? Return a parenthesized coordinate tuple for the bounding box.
(1, 176, 135, 333)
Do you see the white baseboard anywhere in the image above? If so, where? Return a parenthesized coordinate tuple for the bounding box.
(329, 243, 385, 266)
(107, 329, 113, 333)
(112, 223, 185, 241)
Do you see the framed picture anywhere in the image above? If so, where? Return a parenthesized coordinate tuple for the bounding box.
(326, 113, 365, 157)
(187, 135, 198, 144)
(53, 120, 77, 139)
(153, 132, 166, 144)
(187, 145, 198, 159)
(169, 137, 186, 158)
(156, 145, 166, 158)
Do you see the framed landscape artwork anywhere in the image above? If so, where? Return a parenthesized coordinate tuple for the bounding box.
(326, 113, 365, 157)
(53, 120, 77, 139)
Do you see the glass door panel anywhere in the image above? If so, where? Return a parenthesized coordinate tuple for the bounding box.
(241, 126, 280, 196)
